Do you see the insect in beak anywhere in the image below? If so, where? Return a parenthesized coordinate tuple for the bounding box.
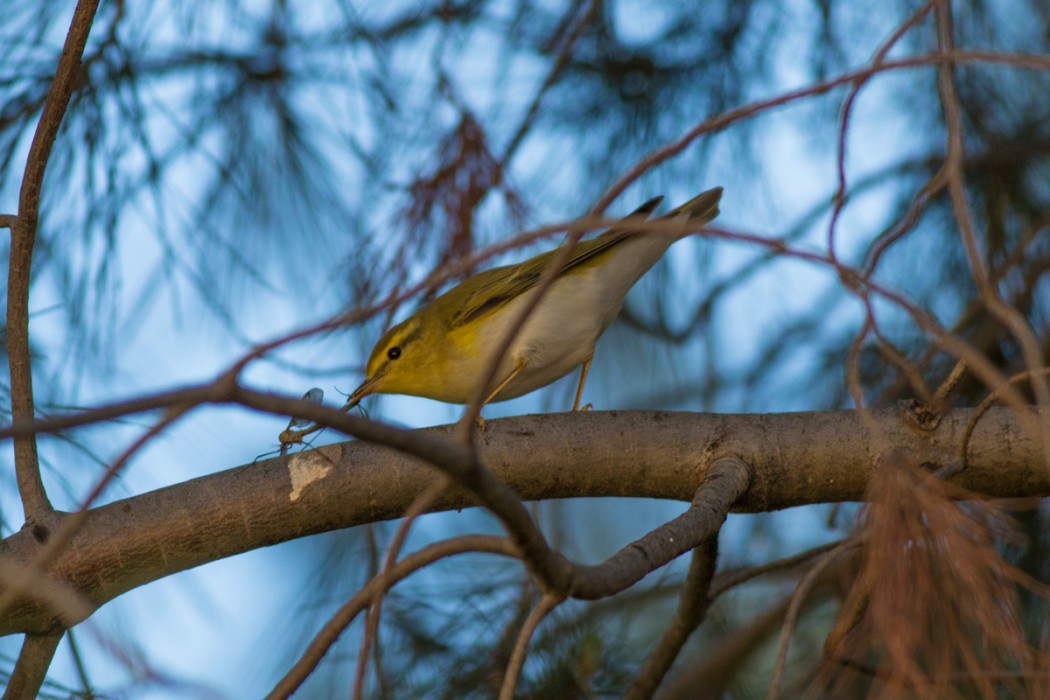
(345, 374, 381, 410)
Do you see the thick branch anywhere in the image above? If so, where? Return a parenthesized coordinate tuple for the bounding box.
(8, 0, 101, 520)
(0, 406, 1045, 636)
(235, 386, 574, 594)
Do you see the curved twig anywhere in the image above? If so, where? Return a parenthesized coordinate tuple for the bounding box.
(497, 593, 564, 700)
(0, 408, 190, 622)
(567, 455, 750, 600)
(709, 540, 844, 600)
(352, 476, 451, 700)
(626, 538, 720, 699)
(934, 3, 1050, 464)
(766, 540, 858, 699)
(957, 368, 1050, 474)
(9, 0, 102, 521)
(267, 535, 520, 700)
(594, 50, 1050, 216)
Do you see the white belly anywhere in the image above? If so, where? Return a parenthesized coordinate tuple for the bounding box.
(480, 234, 679, 401)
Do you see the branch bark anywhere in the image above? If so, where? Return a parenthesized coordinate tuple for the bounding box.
(0, 406, 1045, 636)
(566, 455, 749, 599)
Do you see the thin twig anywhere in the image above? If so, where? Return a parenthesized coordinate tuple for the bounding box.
(957, 368, 1050, 474)
(594, 49, 1050, 214)
(267, 536, 520, 700)
(835, 6, 941, 418)
(456, 220, 590, 443)
(658, 594, 798, 700)
(934, 3, 1050, 458)
(828, 0, 936, 260)
(499, 0, 598, 165)
(932, 358, 968, 407)
(66, 628, 97, 699)
(766, 541, 858, 699)
(709, 540, 844, 600)
(353, 477, 450, 700)
(0, 383, 225, 441)
(491, 579, 542, 692)
(8, 0, 101, 521)
(626, 537, 720, 699)
(497, 593, 564, 700)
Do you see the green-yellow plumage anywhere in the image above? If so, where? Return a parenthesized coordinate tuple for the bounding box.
(348, 187, 722, 409)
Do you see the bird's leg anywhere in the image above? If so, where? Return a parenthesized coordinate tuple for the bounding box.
(572, 357, 593, 412)
(475, 359, 527, 430)
(484, 359, 526, 406)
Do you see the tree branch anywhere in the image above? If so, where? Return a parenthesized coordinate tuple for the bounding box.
(709, 540, 843, 599)
(627, 537, 720, 699)
(267, 536, 520, 700)
(354, 477, 451, 699)
(658, 594, 800, 700)
(566, 455, 750, 599)
(2, 631, 64, 700)
(934, 2, 1050, 422)
(0, 406, 1045, 636)
(8, 0, 101, 521)
(498, 593, 564, 700)
(767, 541, 858, 699)
(593, 49, 1050, 214)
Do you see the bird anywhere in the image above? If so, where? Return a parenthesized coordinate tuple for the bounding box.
(344, 186, 722, 414)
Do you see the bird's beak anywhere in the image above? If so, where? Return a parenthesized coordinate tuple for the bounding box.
(345, 373, 381, 410)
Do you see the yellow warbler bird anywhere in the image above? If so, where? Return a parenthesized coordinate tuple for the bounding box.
(346, 187, 722, 412)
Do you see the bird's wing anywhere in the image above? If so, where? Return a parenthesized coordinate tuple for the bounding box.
(449, 189, 721, 329)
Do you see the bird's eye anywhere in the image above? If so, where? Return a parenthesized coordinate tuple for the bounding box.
(387, 346, 402, 360)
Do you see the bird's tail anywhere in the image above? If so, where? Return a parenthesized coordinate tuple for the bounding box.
(593, 186, 722, 246)
(664, 186, 722, 227)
